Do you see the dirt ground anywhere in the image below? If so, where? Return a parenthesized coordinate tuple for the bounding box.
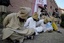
(0, 27, 64, 43)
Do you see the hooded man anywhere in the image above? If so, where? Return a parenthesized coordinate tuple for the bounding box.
(2, 7, 35, 43)
(24, 12, 44, 35)
(44, 18, 53, 32)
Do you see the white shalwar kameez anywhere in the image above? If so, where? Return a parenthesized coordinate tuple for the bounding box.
(24, 17, 45, 35)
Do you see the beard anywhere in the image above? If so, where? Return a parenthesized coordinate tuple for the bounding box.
(33, 18, 39, 22)
(18, 16, 25, 22)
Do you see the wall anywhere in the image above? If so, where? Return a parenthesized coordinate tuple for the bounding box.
(60, 9, 64, 14)
(47, 0, 58, 15)
(8, 0, 35, 13)
(8, 0, 58, 16)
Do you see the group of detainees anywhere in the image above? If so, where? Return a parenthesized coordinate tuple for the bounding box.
(2, 7, 61, 43)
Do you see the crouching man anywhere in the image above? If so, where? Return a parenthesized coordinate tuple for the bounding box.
(24, 12, 44, 35)
(2, 7, 35, 43)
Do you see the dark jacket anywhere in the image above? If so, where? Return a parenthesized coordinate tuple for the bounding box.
(0, 0, 10, 6)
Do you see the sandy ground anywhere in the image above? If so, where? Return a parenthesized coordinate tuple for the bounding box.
(0, 27, 64, 43)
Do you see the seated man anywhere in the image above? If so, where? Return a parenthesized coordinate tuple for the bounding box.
(2, 7, 35, 43)
(24, 12, 44, 35)
(36, 15, 46, 33)
(44, 19, 53, 32)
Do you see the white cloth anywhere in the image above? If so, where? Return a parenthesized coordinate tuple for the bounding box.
(24, 17, 38, 35)
(35, 26, 43, 32)
(43, 0, 47, 6)
(24, 17, 36, 29)
(36, 19, 46, 32)
(24, 18, 45, 32)
(44, 22, 53, 32)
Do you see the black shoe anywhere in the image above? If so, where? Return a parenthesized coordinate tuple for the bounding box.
(39, 31, 44, 33)
(6, 38, 13, 43)
(32, 32, 36, 36)
(56, 31, 62, 34)
(13, 40, 19, 43)
(53, 29, 56, 31)
(48, 31, 53, 33)
(27, 36, 34, 40)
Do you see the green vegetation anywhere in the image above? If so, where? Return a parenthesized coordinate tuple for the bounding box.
(60, 14, 64, 28)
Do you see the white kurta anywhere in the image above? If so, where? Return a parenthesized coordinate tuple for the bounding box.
(36, 19, 46, 32)
(24, 17, 36, 29)
(24, 17, 45, 33)
(24, 17, 38, 35)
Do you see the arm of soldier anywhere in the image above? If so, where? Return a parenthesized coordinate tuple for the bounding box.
(3, 14, 11, 27)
